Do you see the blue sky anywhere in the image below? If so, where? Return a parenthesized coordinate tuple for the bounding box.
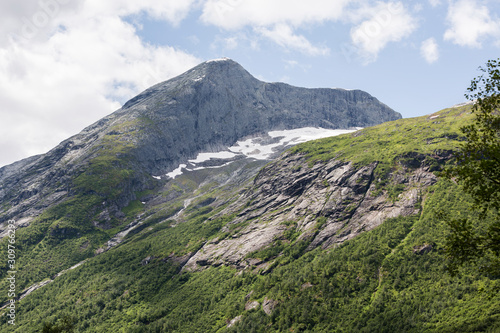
(0, 0, 499, 167)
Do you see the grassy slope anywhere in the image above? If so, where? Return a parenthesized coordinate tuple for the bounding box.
(292, 105, 472, 165)
(0, 119, 145, 301)
(1, 106, 499, 332)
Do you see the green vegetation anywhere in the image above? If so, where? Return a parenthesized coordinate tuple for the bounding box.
(0, 118, 157, 305)
(455, 58, 500, 211)
(73, 127, 137, 200)
(228, 179, 499, 333)
(0, 194, 110, 299)
(1, 178, 498, 332)
(122, 200, 145, 218)
(1, 92, 498, 331)
(441, 59, 500, 278)
(292, 106, 472, 167)
(42, 315, 75, 332)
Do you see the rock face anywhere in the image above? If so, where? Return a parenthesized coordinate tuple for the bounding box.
(0, 58, 400, 226)
(262, 297, 278, 316)
(245, 301, 260, 311)
(182, 150, 440, 272)
(121, 58, 400, 174)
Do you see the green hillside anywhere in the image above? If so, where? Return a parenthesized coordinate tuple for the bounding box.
(1, 105, 499, 332)
(292, 105, 471, 165)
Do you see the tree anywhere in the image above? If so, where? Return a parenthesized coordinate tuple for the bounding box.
(457, 59, 500, 211)
(443, 59, 500, 277)
(41, 315, 75, 333)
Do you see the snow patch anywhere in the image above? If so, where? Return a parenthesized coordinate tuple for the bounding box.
(167, 164, 187, 179)
(191, 162, 234, 171)
(156, 127, 359, 179)
(228, 127, 356, 160)
(189, 151, 237, 164)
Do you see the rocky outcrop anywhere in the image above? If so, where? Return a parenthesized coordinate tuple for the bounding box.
(245, 301, 260, 311)
(182, 150, 438, 272)
(227, 315, 242, 328)
(413, 243, 434, 255)
(262, 297, 278, 315)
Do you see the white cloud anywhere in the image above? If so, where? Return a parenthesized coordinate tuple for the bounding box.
(0, 0, 82, 47)
(76, 0, 196, 25)
(1, 0, 196, 46)
(200, 0, 348, 56)
(257, 24, 330, 56)
(0, 0, 200, 167)
(200, 0, 351, 30)
(421, 38, 439, 63)
(444, 0, 500, 47)
(210, 33, 255, 53)
(350, 2, 418, 63)
(201, 0, 426, 61)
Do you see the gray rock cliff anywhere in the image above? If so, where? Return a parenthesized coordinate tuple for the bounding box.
(181, 150, 442, 272)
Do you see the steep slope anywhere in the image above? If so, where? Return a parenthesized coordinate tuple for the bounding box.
(0, 58, 401, 320)
(2, 104, 498, 332)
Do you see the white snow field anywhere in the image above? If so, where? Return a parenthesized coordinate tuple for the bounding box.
(155, 127, 360, 179)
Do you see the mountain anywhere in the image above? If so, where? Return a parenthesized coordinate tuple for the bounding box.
(1, 61, 498, 332)
(0, 58, 399, 228)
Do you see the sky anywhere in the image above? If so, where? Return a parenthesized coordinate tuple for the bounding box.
(0, 0, 499, 167)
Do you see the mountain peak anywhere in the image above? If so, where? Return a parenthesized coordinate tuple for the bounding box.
(187, 57, 247, 74)
(121, 58, 256, 110)
(0, 59, 401, 229)
(188, 57, 256, 82)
